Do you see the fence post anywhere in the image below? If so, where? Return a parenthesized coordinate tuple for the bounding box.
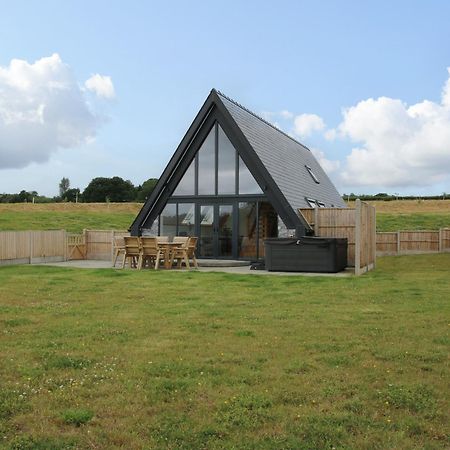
(314, 207, 319, 236)
(438, 228, 443, 253)
(83, 229, 87, 260)
(397, 231, 401, 255)
(354, 199, 361, 275)
(373, 204, 377, 268)
(111, 230, 115, 263)
(29, 231, 33, 264)
(63, 230, 67, 261)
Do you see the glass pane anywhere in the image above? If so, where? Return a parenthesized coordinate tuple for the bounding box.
(258, 202, 278, 257)
(218, 126, 236, 194)
(160, 203, 177, 238)
(173, 160, 195, 196)
(218, 205, 233, 257)
(239, 156, 262, 194)
(198, 126, 216, 195)
(199, 205, 214, 257)
(177, 203, 195, 237)
(238, 202, 257, 259)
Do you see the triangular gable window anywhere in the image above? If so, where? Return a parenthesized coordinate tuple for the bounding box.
(173, 159, 195, 196)
(239, 156, 262, 194)
(171, 122, 262, 197)
(218, 126, 236, 194)
(198, 126, 216, 194)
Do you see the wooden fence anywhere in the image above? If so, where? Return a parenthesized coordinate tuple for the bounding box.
(1, 226, 448, 268)
(0, 230, 66, 265)
(0, 229, 129, 266)
(84, 230, 129, 260)
(376, 229, 450, 255)
(299, 199, 377, 275)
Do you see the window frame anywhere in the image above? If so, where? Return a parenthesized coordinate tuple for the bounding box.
(305, 165, 320, 184)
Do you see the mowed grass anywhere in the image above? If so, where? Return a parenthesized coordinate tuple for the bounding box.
(1, 200, 450, 233)
(0, 254, 449, 449)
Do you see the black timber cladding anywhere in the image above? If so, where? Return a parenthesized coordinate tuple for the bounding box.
(216, 92, 346, 210)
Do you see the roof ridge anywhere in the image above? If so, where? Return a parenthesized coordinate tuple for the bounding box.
(215, 89, 311, 151)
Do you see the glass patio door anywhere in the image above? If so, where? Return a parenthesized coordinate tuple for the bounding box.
(218, 205, 233, 257)
(198, 203, 234, 258)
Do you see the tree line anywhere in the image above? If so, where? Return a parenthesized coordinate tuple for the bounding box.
(0, 176, 159, 203)
(343, 192, 448, 201)
(1, 179, 447, 203)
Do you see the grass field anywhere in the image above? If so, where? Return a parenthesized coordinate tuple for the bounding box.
(0, 203, 141, 233)
(1, 254, 449, 449)
(0, 200, 449, 233)
(352, 200, 450, 231)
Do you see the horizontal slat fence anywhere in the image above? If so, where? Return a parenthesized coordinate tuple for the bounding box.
(377, 228, 450, 255)
(1, 227, 448, 266)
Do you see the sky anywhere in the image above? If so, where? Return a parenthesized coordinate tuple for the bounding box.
(1, 0, 450, 197)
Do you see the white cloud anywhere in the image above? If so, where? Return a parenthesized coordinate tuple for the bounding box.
(293, 113, 325, 138)
(442, 67, 450, 107)
(0, 54, 113, 170)
(311, 148, 340, 174)
(280, 110, 293, 119)
(85, 74, 115, 99)
(338, 69, 450, 188)
(260, 110, 293, 124)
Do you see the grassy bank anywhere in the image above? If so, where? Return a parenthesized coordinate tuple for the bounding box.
(347, 199, 450, 231)
(0, 254, 449, 448)
(1, 200, 449, 233)
(0, 203, 142, 233)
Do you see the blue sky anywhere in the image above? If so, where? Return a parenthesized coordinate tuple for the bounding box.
(1, 0, 450, 196)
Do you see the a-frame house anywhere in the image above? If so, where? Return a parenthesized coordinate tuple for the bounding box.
(130, 89, 345, 260)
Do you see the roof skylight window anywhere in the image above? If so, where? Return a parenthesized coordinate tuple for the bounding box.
(305, 165, 320, 184)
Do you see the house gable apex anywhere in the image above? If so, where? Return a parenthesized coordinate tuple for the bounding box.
(130, 90, 307, 235)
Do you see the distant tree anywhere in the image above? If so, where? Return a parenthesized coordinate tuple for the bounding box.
(63, 188, 80, 202)
(10, 190, 34, 203)
(82, 177, 136, 202)
(59, 177, 70, 197)
(136, 178, 158, 202)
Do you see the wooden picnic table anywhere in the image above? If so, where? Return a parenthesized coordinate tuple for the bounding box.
(156, 241, 185, 269)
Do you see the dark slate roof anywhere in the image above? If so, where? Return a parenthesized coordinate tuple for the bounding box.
(217, 91, 346, 209)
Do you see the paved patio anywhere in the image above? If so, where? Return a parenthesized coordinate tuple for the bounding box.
(38, 259, 353, 277)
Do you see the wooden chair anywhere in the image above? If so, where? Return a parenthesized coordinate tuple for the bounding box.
(140, 237, 164, 270)
(172, 236, 198, 269)
(122, 236, 142, 269)
(156, 236, 169, 243)
(172, 237, 190, 269)
(187, 236, 199, 269)
(112, 236, 126, 267)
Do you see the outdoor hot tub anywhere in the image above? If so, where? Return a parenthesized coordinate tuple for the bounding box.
(264, 237, 348, 273)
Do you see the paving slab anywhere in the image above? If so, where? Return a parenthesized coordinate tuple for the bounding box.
(37, 259, 352, 276)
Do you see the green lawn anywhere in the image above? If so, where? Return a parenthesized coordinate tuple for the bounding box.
(0, 202, 449, 233)
(1, 254, 449, 449)
(376, 213, 450, 231)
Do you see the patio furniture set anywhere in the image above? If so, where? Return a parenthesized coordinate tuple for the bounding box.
(113, 236, 198, 270)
